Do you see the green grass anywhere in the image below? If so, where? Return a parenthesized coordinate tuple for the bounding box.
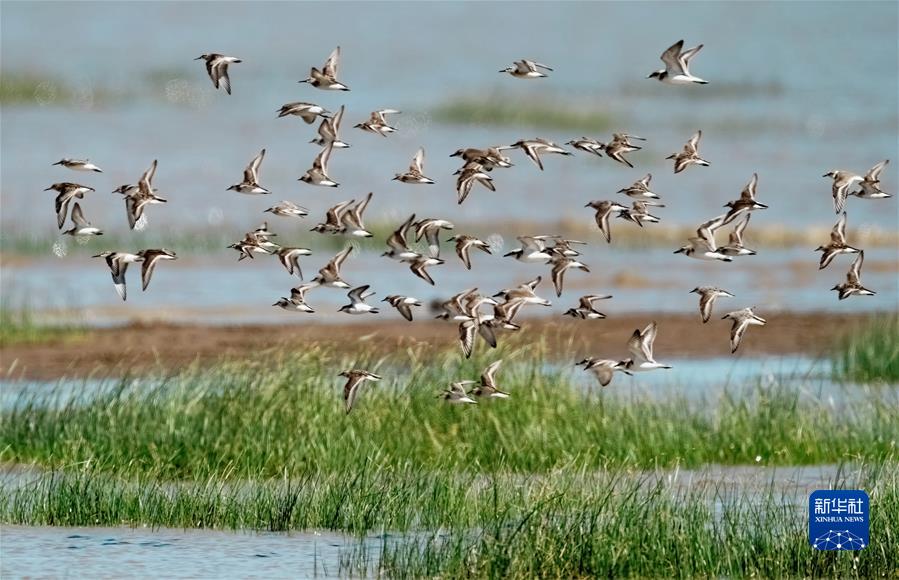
(834, 316, 899, 383)
(0, 306, 82, 346)
(433, 95, 615, 131)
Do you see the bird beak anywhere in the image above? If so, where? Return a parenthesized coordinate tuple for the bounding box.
(194, 56, 204, 60)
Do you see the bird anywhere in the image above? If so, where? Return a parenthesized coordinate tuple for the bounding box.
(469, 360, 510, 399)
(382, 214, 421, 262)
(667, 130, 709, 174)
(616, 200, 662, 227)
(564, 295, 613, 319)
(339, 285, 379, 315)
(576, 357, 631, 387)
(499, 59, 553, 78)
(585, 201, 630, 243)
(721, 307, 767, 353)
(412, 218, 454, 258)
(339, 192, 374, 237)
(393, 148, 434, 184)
(52, 158, 102, 172)
(382, 295, 422, 321)
(647, 39, 708, 84)
(450, 147, 513, 170)
(549, 256, 590, 297)
(355, 109, 400, 136)
(674, 214, 733, 262)
(447, 235, 492, 270)
(299, 46, 349, 91)
(45, 182, 94, 229)
(492, 276, 552, 307)
(310, 246, 353, 289)
(823, 169, 864, 214)
(434, 288, 481, 321)
(264, 201, 309, 219)
(228, 149, 270, 194)
(439, 382, 477, 404)
(277, 102, 331, 124)
(854, 159, 892, 201)
(455, 162, 495, 204)
(503, 235, 558, 262)
(723, 173, 767, 223)
(195, 53, 241, 94)
(339, 370, 381, 414)
(277, 247, 312, 278)
(604, 134, 643, 168)
(310, 105, 349, 148)
(499, 139, 571, 171)
(566, 137, 605, 157)
(93, 251, 143, 301)
(299, 144, 338, 187)
(689, 287, 735, 323)
(457, 317, 497, 359)
(61, 203, 103, 237)
(409, 255, 444, 286)
(273, 284, 315, 313)
(135, 248, 177, 291)
(312, 199, 356, 235)
(124, 160, 167, 230)
(618, 173, 660, 200)
(549, 238, 588, 257)
(815, 212, 860, 270)
(228, 234, 274, 261)
(620, 321, 672, 372)
(719, 214, 757, 257)
(831, 251, 876, 300)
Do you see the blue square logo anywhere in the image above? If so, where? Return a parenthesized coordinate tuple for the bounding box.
(809, 490, 869, 550)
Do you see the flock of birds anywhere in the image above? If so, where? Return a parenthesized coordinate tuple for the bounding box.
(43, 42, 891, 413)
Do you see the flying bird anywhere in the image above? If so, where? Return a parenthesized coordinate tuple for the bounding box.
(339, 369, 381, 414)
(689, 287, 734, 323)
(299, 46, 349, 91)
(721, 307, 767, 353)
(647, 39, 708, 84)
(815, 212, 860, 270)
(667, 130, 709, 174)
(195, 53, 241, 94)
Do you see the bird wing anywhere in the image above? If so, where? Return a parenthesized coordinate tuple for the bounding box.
(411, 259, 436, 285)
(313, 144, 333, 172)
(678, 43, 704, 72)
(660, 40, 686, 74)
(847, 251, 864, 285)
(348, 285, 370, 304)
(686, 130, 702, 153)
(698, 292, 717, 323)
(323, 46, 340, 78)
(411, 147, 425, 174)
(730, 319, 749, 353)
(696, 213, 729, 249)
(331, 245, 353, 270)
(457, 240, 473, 270)
(214, 62, 232, 94)
(344, 374, 364, 414)
(459, 321, 476, 358)
(591, 363, 614, 387)
(111, 258, 128, 301)
(740, 173, 758, 201)
(70, 202, 88, 227)
(140, 252, 160, 291)
(481, 360, 502, 389)
(729, 213, 750, 246)
(139, 159, 158, 195)
(245, 149, 265, 183)
(395, 302, 414, 321)
(55, 193, 73, 229)
(831, 212, 848, 244)
(865, 159, 888, 183)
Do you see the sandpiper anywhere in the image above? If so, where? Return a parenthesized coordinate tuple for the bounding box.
(311, 105, 350, 149)
(135, 248, 177, 291)
(499, 59, 553, 78)
(274, 284, 315, 313)
(647, 40, 708, 84)
(455, 162, 495, 204)
(854, 159, 892, 201)
(549, 256, 590, 297)
(277, 247, 313, 278)
(492, 276, 552, 307)
(816, 212, 860, 270)
(312, 199, 355, 234)
(354, 109, 400, 136)
(450, 147, 513, 170)
(413, 218, 454, 258)
(458, 317, 498, 359)
(823, 169, 863, 214)
(832, 251, 876, 300)
(409, 255, 444, 286)
(52, 158, 102, 172)
(228, 233, 275, 261)
(195, 53, 241, 94)
(299, 46, 349, 91)
(689, 287, 734, 323)
(576, 357, 631, 387)
(721, 307, 766, 353)
(564, 294, 613, 319)
(566, 138, 605, 157)
(393, 148, 435, 184)
(382, 295, 422, 322)
(264, 201, 309, 219)
(448, 235, 492, 270)
(46, 182, 94, 229)
(469, 360, 510, 399)
(339, 192, 374, 237)
(585, 201, 629, 243)
(382, 213, 421, 262)
(723, 173, 767, 223)
(503, 235, 557, 262)
(549, 238, 588, 257)
(621, 321, 672, 372)
(499, 139, 571, 171)
(228, 149, 270, 194)
(616, 200, 662, 227)
(439, 382, 477, 404)
(618, 173, 660, 199)
(339, 285, 379, 315)
(311, 246, 353, 288)
(604, 134, 642, 168)
(124, 160, 167, 230)
(435, 288, 480, 322)
(667, 130, 709, 174)
(62, 203, 103, 237)
(674, 214, 733, 262)
(339, 369, 381, 414)
(299, 144, 338, 187)
(277, 101, 331, 124)
(93, 251, 143, 301)
(719, 214, 757, 257)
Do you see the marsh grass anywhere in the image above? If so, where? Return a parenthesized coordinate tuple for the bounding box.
(834, 316, 899, 383)
(0, 306, 83, 346)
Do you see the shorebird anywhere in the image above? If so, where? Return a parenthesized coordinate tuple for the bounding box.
(604, 134, 643, 168)
(450, 147, 513, 170)
(815, 212, 860, 270)
(647, 39, 708, 84)
(499, 59, 553, 78)
(719, 214, 757, 257)
(312, 199, 355, 234)
(439, 382, 477, 404)
(823, 169, 863, 214)
(616, 200, 662, 227)
(832, 251, 876, 300)
(549, 256, 590, 297)
(722, 307, 766, 353)
(469, 360, 510, 399)
(277, 247, 312, 278)
(195, 53, 241, 94)
(576, 357, 631, 387)
(277, 101, 331, 124)
(228, 233, 276, 261)
(273, 284, 315, 313)
(448, 235, 492, 270)
(61, 203, 102, 236)
(618, 173, 660, 200)
(339, 192, 374, 237)
(339, 285, 379, 315)
(585, 201, 629, 243)
(228, 149, 270, 194)
(310, 105, 349, 149)
(46, 182, 94, 229)
(503, 235, 558, 262)
(382, 295, 422, 321)
(667, 130, 709, 174)
(492, 276, 552, 307)
(264, 200, 309, 219)
(299, 144, 338, 187)
(455, 162, 495, 204)
(382, 214, 421, 262)
(311, 246, 353, 288)
(621, 321, 672, 372)
(854, 159, 892, 201)
(413, 218, 454, 258)
(135, 248, 177, 291)
(355, 109, 400, 136)
(564, 294, 613, 319)
(549, 238, 588, 257)
(435, 288, 480, 322)
(124, 160, 167, 230)
(499, 139, 571, 171)
(299, 46, 349, 91)
(674, 214, 733, 262)
(689, 287, 735, 323)
(566, 138, 605, 157)
(339, 369, 381, 414)
(409, 255, 444, 286)
(723, 173, 767, 223)
(393, 147, 435, 184)
(458, 317, 497, 359)
(93, 251, 143, 301)
(52, 158, 102, 172)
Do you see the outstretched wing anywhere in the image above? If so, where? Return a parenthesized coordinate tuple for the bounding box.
(323, 46, 340, 78)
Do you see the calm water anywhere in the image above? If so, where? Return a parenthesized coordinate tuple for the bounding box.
(1, 2, 897, 324)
